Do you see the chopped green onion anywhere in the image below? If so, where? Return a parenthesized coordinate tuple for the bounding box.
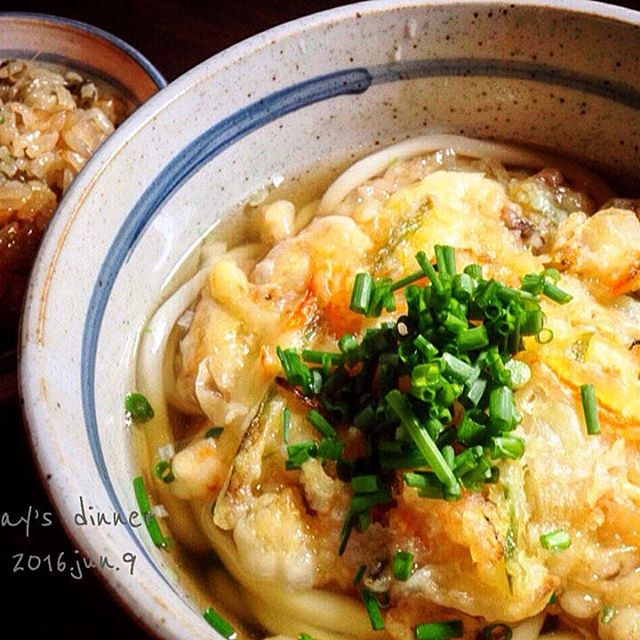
(125, 393, 154, 422)
(350, 488, 392, 514)
(580, 383, 601, 435)
(415, 251, 443, 293)
(317, 438, 343, 460)
(204, 427, 224, 439)
(392, 550, 414, 581)
(298, 635, 316, 640)
(277, 347, 314, 393)
(350, 272, 373, 314)
(480, 623, 513, 640)
(386, 391, 459, 493)
(286, 441, 317, 470)
(353, 564, 367, 585)
(391, 269, 425, 291)
(489, 386, 515, 432)
(306, 409, 337, 438)
(203, 607, 237, 640)
(536, 328, 554, 344)
(153, 460, 175, 484)
(434, 244, 456, 277)
(600, 605, 617, 625)
(441, 352, 476, 383)
(302, 349, 343, 364)
(457, 325, 489, 352)
(540, 529, 572, 552)
(282, 408, 291, 444)
(542, 280, 573, 304)
(415, 620, 463, 640)
(351, 475, 380, 493)
(489, 435, 525, 460)
(360, 588, 385, 630)
(132, 476, 169, 548)
(463, 263, 483, 280)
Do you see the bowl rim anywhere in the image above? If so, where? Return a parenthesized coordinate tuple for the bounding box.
(0, 10, 167, 90)
(18, 0, 640, 638)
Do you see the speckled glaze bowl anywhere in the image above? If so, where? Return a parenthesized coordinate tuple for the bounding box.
(20, 1, 640, 638)
(0, 12, 166, 399)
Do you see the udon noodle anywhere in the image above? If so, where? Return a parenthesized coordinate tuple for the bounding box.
(134, 135, 640, 640)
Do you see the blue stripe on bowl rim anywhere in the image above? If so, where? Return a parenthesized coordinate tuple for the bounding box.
(0, 11, 167, 91)
(81, 57, 640, 594)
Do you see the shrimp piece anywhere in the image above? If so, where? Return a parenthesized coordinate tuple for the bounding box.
(170, 437, 226, 500)
(550, 208, 640, 300)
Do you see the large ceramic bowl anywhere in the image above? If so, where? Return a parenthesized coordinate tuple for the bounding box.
(20, 1, 640, 638)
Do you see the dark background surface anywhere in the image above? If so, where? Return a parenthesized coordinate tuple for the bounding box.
(2, 0, 640, 636)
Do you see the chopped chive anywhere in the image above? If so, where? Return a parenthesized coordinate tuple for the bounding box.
(391, 269, 425, 291)
(415, 250, 443, 293)
(489, 386, 515, 432)
(415, 620, 463, 640)
(306, 409, 337, 438)
(203, 606, 237, 639)
(351, 475, 380, 493)
(548, 592, 557, 605)
(153, 460, 175, 484)
(125, 393, 154, 422)
(386, 391, 459, 492)
(360, 588, 385, 630)
(317, 437, 343, 460)
(580, 383, 601, 435)
(282, 408, 291, 444)
(353, 564, 367, 585)
(350, 488, 392, 513)
(600, 605, 617, 625)
(463, 263, 483, 280)
(540, 529, 572, 552)
(536, 328, 554, 344)
(489, 435, 525, 460)
(465, 376, 487, 406)
(542, 280, 573, 304)
(457, 325, 489, 352)
(350, 272, 373, 314)
(504, 359, 531, 389)
(434, 244, 456, 276)
(298, 635, 316, 640)
(441, 352, 476, 383)
(302, 349, 343, 364)
(133, 476, 168, 548)
(205, 426, 224, 439)
(286, 441, 317, 470)
(480, 623, 513, 639)
(392, 550, 414, 581)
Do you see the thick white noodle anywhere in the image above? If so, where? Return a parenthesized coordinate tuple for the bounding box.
(199, 505, 387, 639)
(136, 267, 211, 552)
(317, 134, 614, 215)
(512, 615, 545, 640)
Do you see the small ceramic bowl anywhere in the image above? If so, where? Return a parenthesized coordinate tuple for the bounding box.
(0, 12, 166, 399)
(19, 1, 640, 639)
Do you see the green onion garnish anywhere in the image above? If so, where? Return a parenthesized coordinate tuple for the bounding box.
(540, 528, 572, 552)
(360, 588, 385, 630)
(350, 272, 373, 314)
(306, 409, 337, 438)
(153, 460, 175, 484)
(132, 476, 169, 548)
(125, 393, 154, 423)
(353, 564, 367, 585)
(386, 390, 459, 492)
(204, 427, 224, 439)
(542, 280, 573, 304)
(580, 383, 601, 435)
(203, 606, 237, 640)
(282, 408, 291, 444)
(351, 475, 380, 493)
(480, 623, 513, 639)
(392, 550, 414, 581)
(415, 620, 463, 640)
(286, 441, 317, 470)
